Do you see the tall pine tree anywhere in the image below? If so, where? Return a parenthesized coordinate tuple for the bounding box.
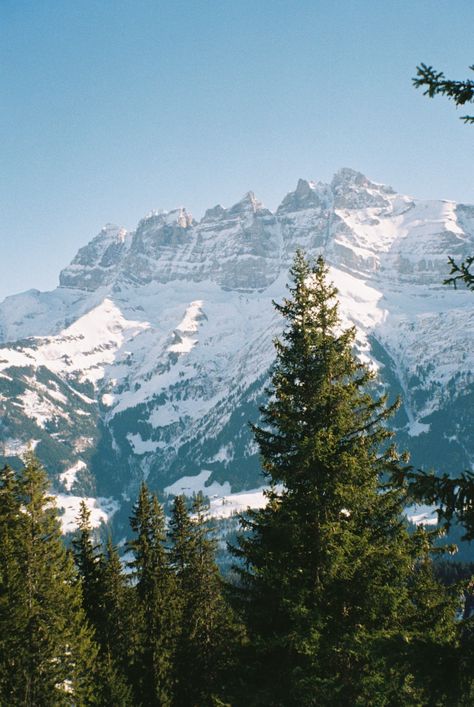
(73, 500, 103, 632)
(128, 482, 178, 706)
(232, 252, 459, 706)
(99, 534, 136, 701)
(0, 464, 24, 699)
(0, 454, 98, 705)
(73, 503, 133, 706)
(169, 493, 239, 706)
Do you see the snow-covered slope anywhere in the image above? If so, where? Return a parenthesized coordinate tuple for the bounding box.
(1, 169, 473, 534)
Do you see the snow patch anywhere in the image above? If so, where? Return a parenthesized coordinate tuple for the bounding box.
(407, 420, 430, 437)
(127, 433, 165, 454)
(208, 487, 268, 519)
(55, 494, 119, 534)
(19, 389, 70, 428)
(406, 504, 438, 527)
(209, 444, 234, 463)
(59, 460, 86, 491)
(0, 298, 150, 387)
(168, 300, 204, 354)
(165, 469, 231, 498)
(2, 438, 39, 457)
(74, 436, 94, 452)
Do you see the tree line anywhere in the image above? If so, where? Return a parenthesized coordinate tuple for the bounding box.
(1, 253, 474, 705)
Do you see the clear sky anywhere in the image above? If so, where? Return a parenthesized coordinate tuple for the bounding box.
(1, 0, 473, 301)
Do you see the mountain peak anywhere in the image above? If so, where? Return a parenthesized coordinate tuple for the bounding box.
(332, 167, 369, 187)
(295, 178, 316, 197)
(173, 207, 193, 228)
(331, 168, 395, 208)
(141, 207, 193, 229)
(54, 169, 444, 296)
(278, 178, 330, 213)
(202, 204, 226, 222)
(227, 191, 262, 215)
(97, 223, 128, 241)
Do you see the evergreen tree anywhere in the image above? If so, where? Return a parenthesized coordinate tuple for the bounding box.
(232, 252, 459, 706)
(0, 465, 24, 699)
(168, 493, 193, 578)
(398, 533, 463, 705)
(169, 493, 239, 706)
(73, 500, 103, 632)
(99, 535, 135, 696)
(73, 506, 133, 706)
(128, 482, 178, 706)
(0, 454, 98, 705)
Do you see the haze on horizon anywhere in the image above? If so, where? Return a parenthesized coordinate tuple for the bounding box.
(1, 0, 473, 301)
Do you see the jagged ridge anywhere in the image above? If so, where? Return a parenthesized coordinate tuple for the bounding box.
(0, 169, 473, 538)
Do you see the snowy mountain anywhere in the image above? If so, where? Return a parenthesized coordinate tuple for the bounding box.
(1, 168, 473, 535)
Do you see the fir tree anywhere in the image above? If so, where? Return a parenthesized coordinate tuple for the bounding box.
(168, 493, 193, 578)
(73, 500, 103, 632)
(169, 493, 239, 706)
(232, 252, 459, 706)
(128, 482, 178, 706)
(0, 465, 24, 699)
(99, 535, 135, 694)
(0, 454, 98, 705)
(73, 506, 134, 706)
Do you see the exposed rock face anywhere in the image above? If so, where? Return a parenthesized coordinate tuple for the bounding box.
(60, 224, 130, 290)
(0, 169, 473, 541)
(53, 168, 473, 296)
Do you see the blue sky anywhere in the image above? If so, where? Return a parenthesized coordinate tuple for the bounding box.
(1, 0, 473, 300)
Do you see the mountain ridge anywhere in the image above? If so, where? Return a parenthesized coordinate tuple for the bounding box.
(1, 168, 473, 538)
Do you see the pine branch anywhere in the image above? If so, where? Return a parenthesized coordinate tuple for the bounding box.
(396, 466, 474, 541)
(444, 255, 474, 291)
(413, 63, 474, 123)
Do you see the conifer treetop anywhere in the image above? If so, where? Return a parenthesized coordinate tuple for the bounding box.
(254, 250, 401, 499)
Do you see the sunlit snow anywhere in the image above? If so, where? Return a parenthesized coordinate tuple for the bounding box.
(55, 494, 119, 534)
(59, 460, 86, 491)
(1, 170, 473, 529)
(165, 470, 231, 498)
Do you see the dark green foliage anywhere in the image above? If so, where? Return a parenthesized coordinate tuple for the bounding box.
(169, 493, 241, 706)
(169, 494, 194, 577)
(413, 63, 474, 123)
(91, 656, 134, 707)
(394, 466, 474, 540)
(0, 455, 98, 705)
(128, 482, 179, 706)
(434, 560, 474, 586)
(0, 464, 24, 700)
(99, 536, 136, 683)
(73, 500, 104, 629)
(231, 252, 459, 706)
(445, 254, 474, 291)
(73, 505, 134, 705)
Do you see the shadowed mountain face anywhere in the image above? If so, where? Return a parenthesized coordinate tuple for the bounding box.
(1, 168, 473, 533)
